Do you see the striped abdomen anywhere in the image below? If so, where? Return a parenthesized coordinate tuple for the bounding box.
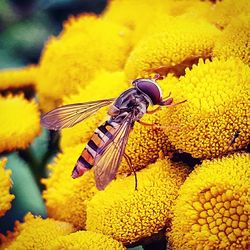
(71, 120, 119, 178)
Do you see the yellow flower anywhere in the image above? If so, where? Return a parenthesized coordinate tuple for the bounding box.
(0, 95, 40, 152)
(60, 71, 128, 151)
(0, 65, 37, 91)
(49, 231, 125, 250)
(125, 16, 220, 79)
(0, 159, 14, 217)
(213, 14, 250, 66)
(207, 0, 250, 29)
(168, 153, 250, 250)
(42, 144, 97, 229)
(160, 58, 250, 159)
(0, 213, 75, 250)
(86, 158, 190, 244)
(37, 15, 132, 112)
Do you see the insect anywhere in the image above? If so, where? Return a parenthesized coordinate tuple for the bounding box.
(229, 129, 240, 147)
(41, 75, 186, 190)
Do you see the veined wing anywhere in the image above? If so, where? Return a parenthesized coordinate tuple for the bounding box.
(94, 113, 134, 190)
(41, 98, 115, 130)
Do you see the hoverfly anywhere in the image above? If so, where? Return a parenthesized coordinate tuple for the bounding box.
(41, 75, 186, 190)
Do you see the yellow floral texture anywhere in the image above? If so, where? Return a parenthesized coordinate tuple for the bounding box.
(0, 213, 75, 250)
(0, 95, 40, 152)
(0, 159, 14, 218)
(168, 153, 250, 250)
(160, 58, 250, 159)
(86, 158, 190, 244)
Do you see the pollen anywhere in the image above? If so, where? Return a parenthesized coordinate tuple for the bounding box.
(0, 213, 75, 250)
(0, 65, 37, 91)
(0, 95, 40, 152)
(160, 58, 250, 159)
(0, 159, 14, 218)
(213, 14, 250, 66)
(48, 231, 125, 250)
(86, 158, 190, 244)
(42, 144, 97, 229)
(37, 15, 132, 112)
(168, 153, 250, 250)
(125, 16, 220, 79)
(60, 71, 128, 151)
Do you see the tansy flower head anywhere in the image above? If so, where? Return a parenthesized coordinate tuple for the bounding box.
(0, 65, 37, 91)
(160, 58, 250, 159)
(0, 213, 75, 250)
(37, 15, 131, 112)
(42, 144, 97, 229)
(0, 95, 40, 152)
(49, 231, 125, 250)
(86, 158, 190, 244)
(168, 153, 250, 250)
(0, 159, 14, 217)
(213, 14, 250, 66)
(125, 16, 220, 79)
(60, 71, 128, 151)
(207, 0, 250, 29)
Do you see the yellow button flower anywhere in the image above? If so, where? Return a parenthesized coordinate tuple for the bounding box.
(0, 159, 14, 217)
(213, 14, 250, 66)
(86, 158, 190, 245)
(49, 231, 125, 250)
(207, 0, 250, 29)
(160, 58, 250, 159)
(0, 95, 40, 152)
(37, 15, 131, 112)
(0, 213, 75, 250)
(60, 71, 128, 151)
(125, 17, 220, 79)
(42, 144, 97, 229)
(0, 65, 37, 91)
(168, 153, 250, 250)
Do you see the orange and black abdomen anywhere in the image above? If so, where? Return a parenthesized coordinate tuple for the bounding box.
(71, 120, 118, 178)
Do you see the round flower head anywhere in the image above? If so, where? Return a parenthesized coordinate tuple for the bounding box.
(213, 14, 250, 66)
(168, 153, 250, 250)
(125, 16, 220, 79)
(0, 213, 75, 250)
(37, 15, 131, 112)
(42, 144, 97, 229)
(49, 231, 125, 250)
(60, 71, 128, 151)
(160, 58, 250, 159)
(86, 158, 190, 244)
(0, 65, 37, 91)
(0, 95, 40, 152)
(0, 159, 14, 217)
(206, 0, 250, 29)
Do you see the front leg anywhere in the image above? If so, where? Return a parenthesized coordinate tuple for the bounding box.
(146, 106, 162, 114)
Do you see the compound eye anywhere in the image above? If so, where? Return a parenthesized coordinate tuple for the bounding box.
(132, 78, 143, 86)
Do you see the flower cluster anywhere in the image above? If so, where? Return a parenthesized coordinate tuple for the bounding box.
(0, 0, 249, 249)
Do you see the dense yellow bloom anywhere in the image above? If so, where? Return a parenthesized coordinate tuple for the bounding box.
(37, 15, 131, 112)
(60, 71, 128, 151)
(0, 65, 37, 90)
(213, 14, 250, 66)
(86, 158, 190, 244)
(49, 231, 125, 250)
(0, 95, 40, 152)
(0, 159, 14, 217)
(168, 153, 250, 250)
(0, 213, 75, 250)
(42, 144, 97, 229)
(125, 17, 220, 79)
(207, 0, 250, 29)
(160, 58, 250, 159)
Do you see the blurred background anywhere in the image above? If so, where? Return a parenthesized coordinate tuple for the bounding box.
(0, 0, 107, 68)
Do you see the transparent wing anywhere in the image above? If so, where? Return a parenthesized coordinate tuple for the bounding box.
(94, 113, 134, 190)
(41, 98, 115, 130)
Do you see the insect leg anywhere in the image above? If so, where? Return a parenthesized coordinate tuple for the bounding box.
(124, 153, 138, 191)
(146, 106, 162, 114)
